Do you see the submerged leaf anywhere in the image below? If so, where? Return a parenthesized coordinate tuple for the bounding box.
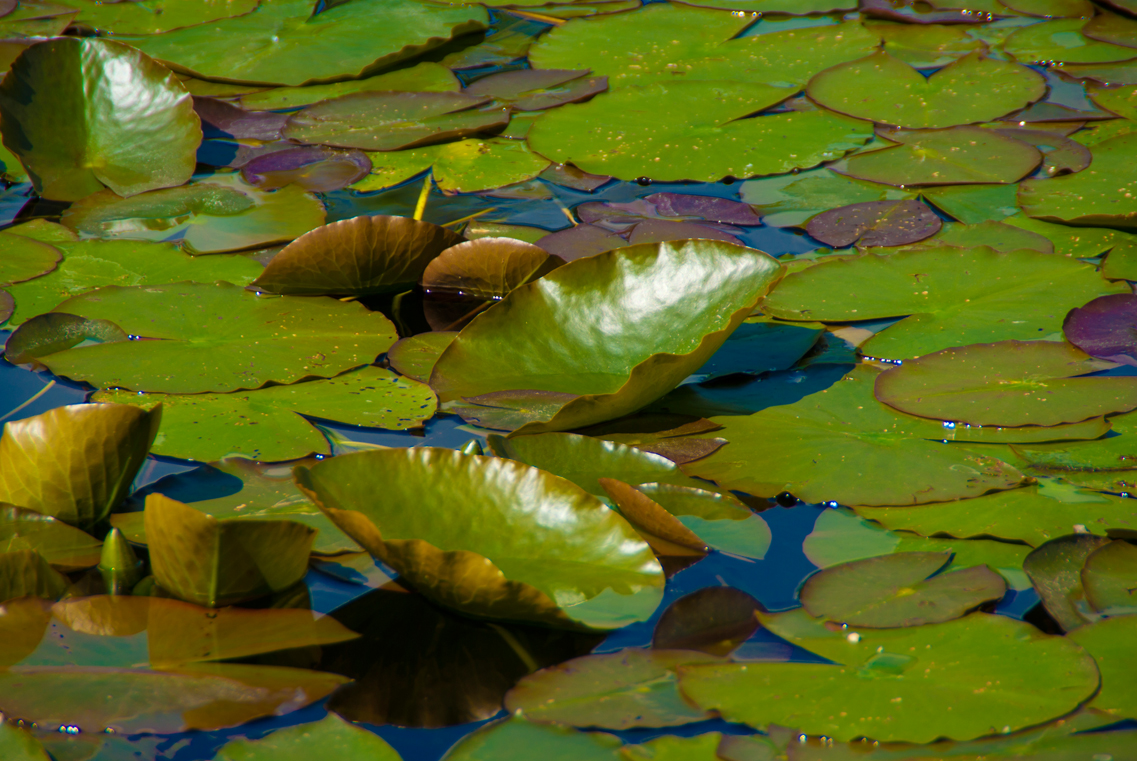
(652, 586, 762, 656)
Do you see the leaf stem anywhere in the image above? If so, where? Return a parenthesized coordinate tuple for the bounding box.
(0, 380, 55, 423)
(413, 172, 433, 221)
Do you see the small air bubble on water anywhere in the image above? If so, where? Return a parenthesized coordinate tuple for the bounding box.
(942, 421, 957, 429)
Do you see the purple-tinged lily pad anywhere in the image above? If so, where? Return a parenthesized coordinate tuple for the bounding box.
(646, 193, 762, 226)
(626, 220, 743, 247)
(535, 224, 627, 262)
(240, 146, 371, 192)
(193, 98, 289, 142)
(463, 68, 608, 111)
(652, 587, 762, 656)
(538, 163, 611, 191)
(805, 199, 941, 248)
(1064, 293, 1137, 366)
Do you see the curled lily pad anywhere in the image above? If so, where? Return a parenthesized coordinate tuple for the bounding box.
(215, 714, 402, 761)
(61, 173, 327, 255)
(1081, 539, 1137, 615)
(354, 137, 550, 194)
(652, 586, 762, 656)
(387, 331, 457, 383)
(677, 609, 1100, 743)
(1019, 133, 1137, 228)
(634, 483, 771, 559)
(251, 215, 463, 297)
(0, 505, 101, 572)
(240, 147, 371, 193)
(27, 281, 398, 393)
(0, 549, 69, 602)
(740, 167, 915, 228)
(1065, 293, 1137, 366)
(1024, 533, 1111, 630)
(65, 0, 259, 35)
(430, 240, 782, 433)
(294, 448, 665, 630)
(800, 551, 1007, 628)
(761, 246, 1126, 359)
(874, 340, 1137, 426)
(1003, 19, 1137, 63)
(145, 493, 315, 607)
(0, 38, 201, 202)
(0, 404, 160, 529)
(808, 51, 1045, 129)
(98, 527, 142, 595)
(0, 233, 60, 287)
(464, 68, 607, 111)
(805, 200, 941, 248)
(237, 62, 460, 111)
(598, 478, 707, 557)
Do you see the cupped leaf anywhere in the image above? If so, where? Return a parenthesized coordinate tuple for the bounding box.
(0, 38, 201, 202)
(28, 281, 398, 393)
(442, 717, 623, 761)
(0, 403, 160, 529)
(251, 215, 464, 297)
(0, 232, 60, 287)
(61, 173, 327, 255)
(678, 610, 1100, 743)
(638, 483, 770, 559)
(800, 551, 1007, 628)
(354, 137, 550, 194)
(1023, 533, 1111, 631)
(128, 0, 488, 86)
(1003, 19, 1137, 63)
(527, 81, 872, 182)
(1081, 539, 1137, 615)
(237, 62, 460, 111)
(805, 200, 941, 248)
(241, 146, 371, 193)
(1068, 615, 1137, 719)
(294, 448, 664, 630)
(874, 340, 1137, 426)
(651, 586, 763, 656)
(387, 331, 457, 383)
(215, 714, 402, 761)
(807, 51, 1045, 129)
(1019, 133, 1137, 227)
(761, 246, 1126, 359)
(1065, 293, 1137, 365)
(0, 549, 69, 602)
(739, 166, 915, 228)
(430, 240, 782, 433)
(145, 493, 315, 607)
(0, 505, 101, 572)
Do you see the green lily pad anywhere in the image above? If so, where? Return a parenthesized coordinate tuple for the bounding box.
(1088, 84, 1137, 121)
(294, 448, 664, 630)
(1068, 616, 1137, 719)
(0, 723, 49, 761)
(128, 0, 488, 86)
(0, 38, 201, 202)
(1081, 539, 1137, 615)
(0, 505, 101, 572)
(761, 246, 1126, 359)
(464, 68, 608, 111)
(65, 0, 259, 35)
(2, 239, 262, 327)
(26, 281, 398, 393)
(868, 20, 986, 68)
(0, 404, 160, 529)
(739, 167, 914, 228)
(885, 219, 1054, 253)
(598, 478, 708, 557)
(1009, 408, 1137, 491)
(855, 482, 1137, 547)
(1002, 0, 1094, 16)
(1001, 214, 1137, 257)
(1057, 60, 1137, 85)
(529, 4, 879, 88)
(387, 331, 457, 383)
(836, 127, 1042, 186)
(442, 717, 622, 761)
(528, 81, 872, 182)
(237, 62, 459, 111)
(430, 240, 781, 433)
(0, 549, 69, 603)
(354, 138, 550, 193)
(678, 610, 1100, 743)
(1070, 118, 1137, 148)
(145, 493, 316, 607)
(0, 232, 60, 287)
(215, 714, 402, 761)
(61, 173, 327, 255)
(1003, 19, 1137, 63)
(808, 51, 1045, 129)
(503, 649, 715, 730)
(1020, 133, 1137, 228)
(874, 340, 1137, 427)
(250, 215, 463, 297)
(800, 551, 1007, 628)
(1084, 8, 1137, 48)
(1023, 533, 1111, 630)
(920, 183, 1022, 224)
(682, 365, 1028, 506)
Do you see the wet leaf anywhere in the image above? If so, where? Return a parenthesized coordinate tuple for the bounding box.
(129, 0, 489, 86)
(0, 232, 60, 287)
(464, 68, 608, 111)
(98, 526, 143, 595)
(678, 609, 1099, 742)
(0, 403, 160, 529)
(0, 549, 69, 602)
(504, 649, 715, 729)
(387, 331, 457, 383)
(251, 215, 463, 297)
(1081, 539, 1137, 615)
(62, 173, 327, 255)
(353, 137, 550, 194)
(761, 246, 1126, 359)
(800, 551, 1006, 628)
(294, 448, 664, 630)
(528, 82, 872, 182)
(215, 714, 402, 761)
(652, 587, 762, 656)
(1067, 615, 1137, 719)
(0, 505, 101, 572)
(1003, 18, 1137, 63)
(1064, 294, 1137, 366)
(431, 240, 782, 433)
(29, 281, 397, 393)
(238, 62, 459, 111)
(145, 493, 316, 607)
(240, 147, 371, 193)
(1020, 133, 1137, 227)
(739, 167, 914, 228)
(65, 0, 259, 35)
(1023, 533, 1111, 630)
(805, 200, 941, 248)
(808, 51, 1045, 129)
(0, 38, 201, 202)
(443, 717, 623, 761)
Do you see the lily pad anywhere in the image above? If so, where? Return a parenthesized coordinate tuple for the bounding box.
(1003, 19, 1137, 63)
(443, 717, 623, 761)
(1065, 294, 1137, 366)
(1019, 133, 1137, 227)
(634, 483, 771, 559)
(26, 281, 398, 393)
(0, 549, 69, 603)
(0, 38, 201, 202)
(0, 505, 101, 572)
(237, 62, 460, 111)
(528, 81, 872, 182)
(64, 0, 259, 35)
(651, 586, 762, 656)
(241, 147, 371, 193)
(0, 403, 160, 529)
(894, 219, 1054, 253)
(1056, 61, 1137, 85)
(836, 127, 1043, 186)
(805, 200, 942, 248)
(0, 723, 49, 761)
(677, 609, 1100, 742)
(61, 173, 327, 255)
(1024, 533, 1111, 630)
(799, 551, 1007, 628)
(1002, 0, 1094, 17)
(0, 232, 60, 287)
(195, 98, 288, 142)
(808, 51, 1045, 129)
(869, 19, 986, 68)
(1067, 615, 1137, 719)
(354, 138, 550, 194)
(761, 246, 1126, 359)
(145, 493, 315, 607)
(215, 714, 402, 761)
(251, 215, 463, 297)
(464, 68, 608, 111)
(387, 331, 457, 383)
(294, 448, 664, 630)
(598, 478, 707, 557)
(128, 0, 489, 86)
(920, 183, 1021, 224)
(95, 367, 436, 465)
(1081, 539, 1137, 615)
(739, 167, 915, 228)
(430, 240, 782, 433)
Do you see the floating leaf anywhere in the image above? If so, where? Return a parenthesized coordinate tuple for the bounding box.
(739, 167, 914, 228)
(64, 0, 259, 35)
(443, 717, 623, 761)
(1056, 61, 1137, 85)
(145, 493, 315, 607)
(387, 331, 457, 383)
(354, 137, 550, 194)
(0, 404, 160, 529)
(892, 219, 1054, 253)
(808, 51, 1045, 129)
(805, 200, 941, 248)
(1024, 533, 1111, 630)
(215, 714, 402, 761)
(430, 240, 782, 433)
(1065, 293, 1137, 367)
(0, 38, 201, 202)
(1019, 133, 1137, 227)
(869, 19, 985, 68)
(863, 0, 1000, 22)
(533, 224, 627, 263)
(1067, 616, 1137, 719)
(920, 183, 1021, 224)
(0, 505, 101, 572)
(240, 147, 371, 193)
(0, 233, 60, 287)
(27, 282, 397, 393)
(0, 549, 69, 602)
(528, 82, 872, 182)
(1001, 0, 1094, 17)
(599, 478, 707, 557)
(761, 246, 1126, 359)
(61, 173, 327, 255)
(652, 587, 762, 656)
(678, 610, 1099, 743)
(194, 98, 288, 142)
(464, 68, 607, 111)
(1081, 539, 1137, 615)
(237, 62, 460, 111)
(294, 448, 664, 630)
(1003, 19, 1137, 63)
(0, 723, 49, 761)
(129, 0, 489, 86)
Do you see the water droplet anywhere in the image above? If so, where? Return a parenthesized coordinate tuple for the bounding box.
(846, 632, 860, 643)
(635, 177, 652, 186)
(774, 491, 797, 507)
(942, 421, 957, 429)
